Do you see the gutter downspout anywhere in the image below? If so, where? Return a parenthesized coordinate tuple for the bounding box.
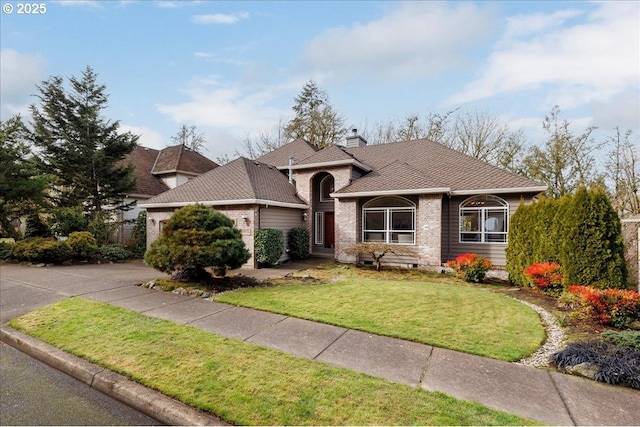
(288, 156, 294, 185)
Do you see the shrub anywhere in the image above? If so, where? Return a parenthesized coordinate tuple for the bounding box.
(568, 285, 640, 328)
(0, 241, 14, 260)
(523, 262, 564, 296)
(49, 206, 88, 237)
(67, 231, 98, 260)
(255, 228, 284, 267)
(24, 214, 51, 238)
(12, 238, 71, 264)
(343, 242, 417, 271)
(288, 227, 309, 260)
(145, 204, 250, 279)
(99, 244, 131, 263)
(127, 210, 147, 257)
(600, 330, 640, 351)
(446, 253, 492, 283)
(550, 340, 640, 389)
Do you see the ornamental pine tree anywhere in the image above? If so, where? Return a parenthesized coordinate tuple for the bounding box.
(30, 66, 137, 216)
(145, 204, 251, 279)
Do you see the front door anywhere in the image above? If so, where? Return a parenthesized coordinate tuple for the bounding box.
(325, 212, 335, 248)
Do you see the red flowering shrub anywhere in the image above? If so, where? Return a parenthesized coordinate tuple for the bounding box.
(446, 253, 492, 283)
(523, 262, 564, 296)
(568, 285, 640, 328)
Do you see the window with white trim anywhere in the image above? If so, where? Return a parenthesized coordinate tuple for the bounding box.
(459, 195, 508, 243)
(319, 175, 334, 202)
(314, 212, 324, 245)
(362, 197, 415, 244)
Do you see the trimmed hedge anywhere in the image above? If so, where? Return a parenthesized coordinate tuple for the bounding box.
(506, 187, 627, 290)
(12, 238, 71, 264)
(255, 228, 284, 267)
(99, 244, 131, 263)
(288, 227, 310, 260)
(67, 231, 98, 259)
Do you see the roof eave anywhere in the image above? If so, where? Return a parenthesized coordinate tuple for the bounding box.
(449, 186, 547, 196)
(278, 159, 372, 172)
(332, 187, 451, 199)
(140, 199, 309, 210)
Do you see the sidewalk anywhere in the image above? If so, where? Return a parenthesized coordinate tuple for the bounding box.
(1, 260, 639, 425)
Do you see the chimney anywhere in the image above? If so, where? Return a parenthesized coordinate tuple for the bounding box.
(345, 128, 368, 148)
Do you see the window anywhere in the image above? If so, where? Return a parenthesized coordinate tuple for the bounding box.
(315, 212, 324, 245)
(319, 175, 334, 202)
(363, 197, 415, 244)
(459, 195, 508, 243)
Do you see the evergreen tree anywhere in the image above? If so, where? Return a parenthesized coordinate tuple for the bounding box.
(145, 204, 251, 279)
(0, 115, 48, 239)
(284, 80, 346, 148)
(30, 66, 138, 216)
(561, 187, 627, 289)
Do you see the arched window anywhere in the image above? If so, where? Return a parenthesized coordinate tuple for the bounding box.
(459, 195, 508, 243)
(363, 196, 415, 244)
(319, 175, 334, 202)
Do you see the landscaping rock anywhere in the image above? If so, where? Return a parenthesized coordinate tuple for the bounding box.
(566, 362, 599, 380)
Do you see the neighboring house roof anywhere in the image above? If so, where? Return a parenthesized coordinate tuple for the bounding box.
(124, 146, 169, 197)
(341, 139, 545, 196)
(256, 138, 318, 168)
(140, 157, 308, 209)
(122, 144, 219, 198)
(151, 144, 219, 176)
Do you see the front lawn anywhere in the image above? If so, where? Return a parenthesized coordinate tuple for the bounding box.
(217, 264, 545, 361)
(8, 298, 538, 426)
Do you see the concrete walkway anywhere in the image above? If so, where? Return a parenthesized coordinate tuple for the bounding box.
(1, 260, 639, 425)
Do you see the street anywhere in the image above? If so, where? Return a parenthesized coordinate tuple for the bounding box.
(0, 262, 165, 425)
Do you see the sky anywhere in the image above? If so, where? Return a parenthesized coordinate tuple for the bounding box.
(1, 0, 639, 165)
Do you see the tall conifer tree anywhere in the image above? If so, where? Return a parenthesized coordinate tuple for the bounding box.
(30, 66, 138, 215)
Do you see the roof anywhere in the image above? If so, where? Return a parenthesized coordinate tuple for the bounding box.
(339, 139, 545, 196)
(122, 145, 219, 198)
(152, 144, 219, 175)
(140, 157, 308, 209)
(256, 138, 318, 167)
(123, 146, 169, 197)
(288, 144, 371, 172)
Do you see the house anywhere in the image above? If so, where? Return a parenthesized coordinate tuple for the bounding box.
(114, 144, 219, 243)
(140, 132, 546, 269)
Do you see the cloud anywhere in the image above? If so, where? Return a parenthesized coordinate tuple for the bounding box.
(120, 124, 166, 150)
(589, 90, 640, 131)
(155, 77, 291, 133)
(0, 49, 45, 119)
(54, 0, 102, 8)
(192, 12, 249, 25)
(301, 2, 496, 82)
(446, 2, 640, 109)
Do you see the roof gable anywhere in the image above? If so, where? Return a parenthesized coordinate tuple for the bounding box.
(152, 144, 219, 175)
(256, 138, 318, 168)
(141, 157, 306, 208)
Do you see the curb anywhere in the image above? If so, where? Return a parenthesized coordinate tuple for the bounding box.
(0, 326, 228, 426)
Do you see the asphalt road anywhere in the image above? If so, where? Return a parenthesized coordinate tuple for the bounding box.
(0, 263, 161, 425)
(0, 342, 160, 426)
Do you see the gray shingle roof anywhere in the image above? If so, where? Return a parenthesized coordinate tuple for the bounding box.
(122, 146, 169, 197)
(342, 139, 544, 194)
(140, 157, 307, 207)
(256, 138, 318, 167)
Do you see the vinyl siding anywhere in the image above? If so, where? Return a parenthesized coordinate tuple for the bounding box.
(259, 206, 306, 262)
(442, 194, 538, 266)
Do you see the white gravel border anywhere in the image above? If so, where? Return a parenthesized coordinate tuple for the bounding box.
(511, 297, 567, 367)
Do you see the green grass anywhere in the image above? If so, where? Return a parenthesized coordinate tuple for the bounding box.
(216, 266, 545, 362)
(8, 298, 539, 426)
